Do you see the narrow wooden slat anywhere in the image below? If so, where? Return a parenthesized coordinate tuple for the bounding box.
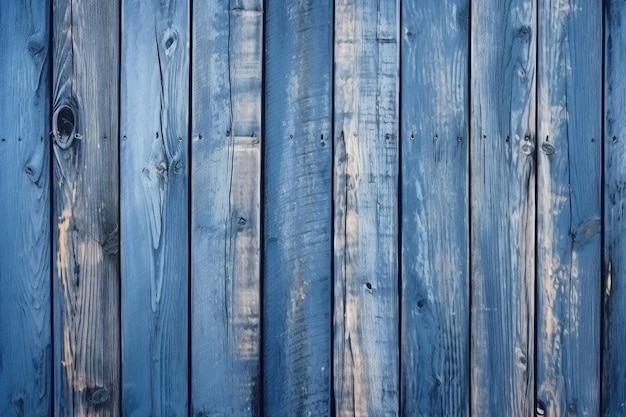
(536, 1, 602, 415)
(604, 2, 626, 414)
(52, 0, 120, 415)
(400, 1, 469, 415)
(191, 0, 262, 415)
(333, 0, 399, 415)
(120, 0, 189, 415)
(470, 1, 536, 415)
(0, 1, 52, 416)
(264, 1, 333, 415)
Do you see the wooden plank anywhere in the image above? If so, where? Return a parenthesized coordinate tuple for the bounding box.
(191, 0, 262, 415)
(0, 1, 52, 416)
(604, 2, 626, 414)
(333, 0, 399, 415)
(51, 0, 120, 415)
(470, 1, 536, 415)
(264, 0, 333, 415)
(400, 1, 469, 415)
(535, 0, 602, 414)
(536, 1, 602, 415)
(120, 0, 189, 415)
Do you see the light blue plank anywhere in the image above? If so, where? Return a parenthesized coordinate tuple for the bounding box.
(536, 1, 602, 415)
(264, 0, 333, 415)
(604, 2, 626, 415)
(470, 0, 537, 415)
(333, 0, 399, 415)
(401, 1, 469, 415)
(534, 0, 603, 414)
(0, 1, 52, 416)
(191, 0, 263, 415)
(120, 0, 189, 415)
(52, 0, 121, 414)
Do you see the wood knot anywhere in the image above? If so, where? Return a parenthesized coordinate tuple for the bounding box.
(102, 225, 119, 255)
(541, 142, 555, 155)
(520, 141, 534, 155)
(89, 387, 110, 405)
(53, 105, 76, 149)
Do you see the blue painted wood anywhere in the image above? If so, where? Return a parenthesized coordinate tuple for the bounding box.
(470, 0, 536, 415)
(191, 0, 263, 415)
(401, 1, 469, 415)
(120, 0, 189, 415)
(52, 0, 121, 414)
(264, 0, 333, 415)
(0, 1, 52, 416)
(604, 3, 626, 415)
(333, 0, 399, 415)
(536, 1, 602, 415)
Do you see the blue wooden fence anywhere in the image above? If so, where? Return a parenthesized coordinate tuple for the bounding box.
(0, 0, 623, 416)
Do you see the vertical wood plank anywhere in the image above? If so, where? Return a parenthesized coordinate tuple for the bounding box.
(470, 1, 536, 415)
(536, 1, 602, 415)
(191, 0, 263, 415)
(333, 0, 399, 415)
(120, 0, 189, 415)
(401, 1, 469, 415)
(52, 0, 120, 415)
(604, 2, 626, 414)
(264, 1, 333, 415)
(0, 1, 52, 416)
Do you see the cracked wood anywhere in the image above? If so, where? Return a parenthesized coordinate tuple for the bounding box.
(191, 0, 263, 415)
(333, 0, 399, 415)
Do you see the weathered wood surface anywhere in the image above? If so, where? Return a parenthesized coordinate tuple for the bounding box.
(536, 1, 602, 415)
(52, 0, 120, 415)
(264, 0, 333, 415)
(120, 0, 189, 415)
(333, 0, 399, 415)
(401, 0, 469, 415)
(191, 0, 262, 415)
(604, 2, 626, 415)
(470, 1, 536, 415)
(0, 1, 52, 416)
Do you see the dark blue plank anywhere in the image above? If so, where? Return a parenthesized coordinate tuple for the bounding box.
(401, 0, 469, 415)
(536, 1, 602, 415)
(604, 2, 626, 415)
(120, 0, 189, 415)
(52, 0, 121, 414)
(264, 1, 333, 415)
(470, 1, 537, 415)
(0, 1, 52, 416)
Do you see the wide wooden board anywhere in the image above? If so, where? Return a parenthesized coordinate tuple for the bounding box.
(333, 0, 399, 415)
(401, 0, 469, 415)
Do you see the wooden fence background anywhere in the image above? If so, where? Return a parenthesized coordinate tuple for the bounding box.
(0, 0, 624, 416)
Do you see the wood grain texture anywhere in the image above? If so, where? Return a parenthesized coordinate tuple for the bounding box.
(52, 0, 120, 415)
(191, 0, 262, 415)
(604, 2, 626, 415)
(0, 1, 52, 416)
(264, 0, 332, 415)
(120, 0, 189, 415)
(401, 1, 469, 415)
(536, 1, 602, 415)
(470, 1, 536, 415)
(333, 0, 399, 415)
